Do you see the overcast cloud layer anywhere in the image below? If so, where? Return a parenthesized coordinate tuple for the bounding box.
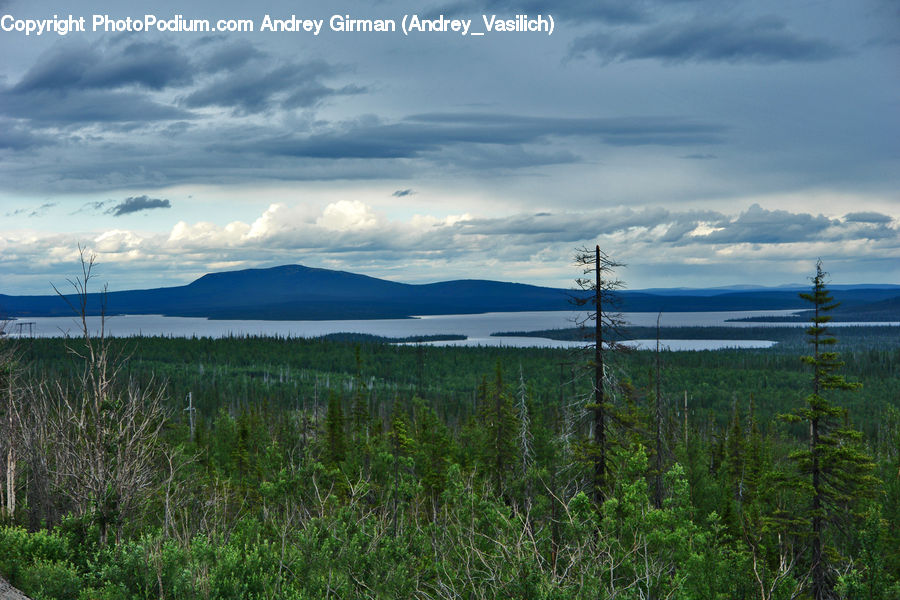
(1, 0, 897, 294)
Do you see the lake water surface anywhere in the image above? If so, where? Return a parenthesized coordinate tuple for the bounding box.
(4, 309, 846, 350)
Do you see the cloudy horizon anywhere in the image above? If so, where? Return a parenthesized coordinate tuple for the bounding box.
(1, 0, 897, 295)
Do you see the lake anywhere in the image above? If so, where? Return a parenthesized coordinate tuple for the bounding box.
(2, 309, 850, 350)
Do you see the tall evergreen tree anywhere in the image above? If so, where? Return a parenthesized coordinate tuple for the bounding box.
(412, 398, 452, 506)
(324, 391, 346, 467)
(477, 361, 518, 495)
(782, 260, 878, 600)
(573, 245, 625, 505)
(725, 402, 746, 506)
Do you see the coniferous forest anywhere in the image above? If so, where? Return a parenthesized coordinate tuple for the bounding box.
(1, 262, 899, 599)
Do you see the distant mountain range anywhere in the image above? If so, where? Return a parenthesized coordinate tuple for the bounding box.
(1, 264, 898, 321)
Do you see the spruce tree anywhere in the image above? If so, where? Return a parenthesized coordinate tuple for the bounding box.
(725, 403, 746, 506)
(782, 260, 878, 600)
(573, 245, 625, 505)
(351, 345, 369, 439)
(477, 361, 517, 495)
(324, 391, 346, 467)
(412, 398, 452, 506)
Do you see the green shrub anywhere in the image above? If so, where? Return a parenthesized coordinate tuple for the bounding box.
(91, 531, 194, 600)
(0, 526, 70, 586)
(19, 558, 82, 600)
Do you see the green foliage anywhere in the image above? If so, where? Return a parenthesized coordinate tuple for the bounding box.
(324, 390, 346, 467)
(411, 397, 453, 502)
(2, 297, 897, 599)
(780, 261, 880, 599)
(18, 559, 82, 600)
(474, 362, 520, 494)
(0, 526, 70, 586)
(835, 505, 900, 600)
(17, 330, 898, 437)
(88, 531, 194, 600)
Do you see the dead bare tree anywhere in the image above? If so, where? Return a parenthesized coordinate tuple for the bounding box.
(0, 320, 19, 521)
(516, 365, 533, 479)
(33, 248, 169, 544)
(745, 529, 808, 600)
(572, 245, 626, 505)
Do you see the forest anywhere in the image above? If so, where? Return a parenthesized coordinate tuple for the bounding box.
(0, 258, 898, 600)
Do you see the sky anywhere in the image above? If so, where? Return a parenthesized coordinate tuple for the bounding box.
(1, 0, 898, 295)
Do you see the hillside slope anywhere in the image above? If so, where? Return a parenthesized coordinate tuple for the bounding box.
(1, 264, 897, 321)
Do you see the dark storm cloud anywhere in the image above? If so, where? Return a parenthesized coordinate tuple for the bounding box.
(0, 108, 724, 191)
(450, 208, 727, 244)
(1, 40, 195, 124)
(444, 205, 895, 249)
(844, 211, 892, 224)
(106, 196, 172, 216)
(182, 59, 363, 114)
(251, 113, 725, 159)
(0, 122, 55, 149)
(659, 220, 700, 243)
(694, 204, 835, 243)
(841, 223, 898, 241)
(199, 40, 267, 74)
(833, 212, 898, 242)
(0, 89, 192, 124)
(0, 37, 354, 127)
(392, 189, 416, 197)
(414, 113, 726, 145)
(12, 40, 192, 93)
(433, 0, 646, 23)
(572, 17, 843, 63)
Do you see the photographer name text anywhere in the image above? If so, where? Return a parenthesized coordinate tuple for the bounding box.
(1, 13, 555, 37)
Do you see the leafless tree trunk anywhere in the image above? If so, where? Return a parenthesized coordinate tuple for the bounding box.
(654, 312, 664, 509)
(573, 245, 626, 505)
(516, 365, 533, 478)
(1, 322, 19, 521)
(4, 414, 14, 520)
(5, 401, 15, 520)
(20, 247, 170, 544)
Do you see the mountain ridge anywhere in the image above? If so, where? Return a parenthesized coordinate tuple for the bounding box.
(1, 264, 898, 321)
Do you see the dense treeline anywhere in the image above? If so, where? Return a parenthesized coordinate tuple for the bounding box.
(14, 330, 900, 438)
(1, 290, 899, 598)
(496, 324, 900, 350)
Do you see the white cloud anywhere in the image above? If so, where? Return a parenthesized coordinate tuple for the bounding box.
(93, 229, 143, 253)
(409, 213, 472, 230)
(168, 220, 250, 247)
(246, 203, 318, 239)
(2, 199, 898, 294)
(316, 200, 380, 231)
